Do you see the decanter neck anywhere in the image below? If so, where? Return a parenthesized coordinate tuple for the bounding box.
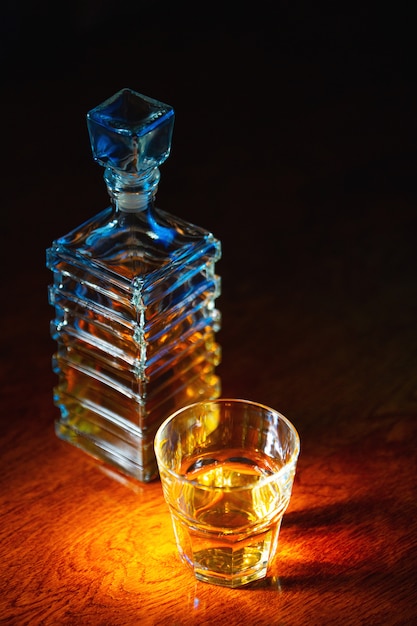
(104, 167, 160, 212)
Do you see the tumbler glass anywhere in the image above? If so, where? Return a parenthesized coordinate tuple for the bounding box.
(154, 399, 300, 587)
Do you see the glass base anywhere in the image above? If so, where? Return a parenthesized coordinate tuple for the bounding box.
(193, 564, 268, 588)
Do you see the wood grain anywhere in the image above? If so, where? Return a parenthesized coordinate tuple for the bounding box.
(2, 392, 417, 625)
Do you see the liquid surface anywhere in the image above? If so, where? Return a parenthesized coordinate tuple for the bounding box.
(175, 448, 289, 528)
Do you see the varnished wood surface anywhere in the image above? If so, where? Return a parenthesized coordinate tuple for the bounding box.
(2, 5, 417, 624)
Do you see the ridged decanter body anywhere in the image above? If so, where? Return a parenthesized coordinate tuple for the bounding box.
(46, 89, 221, 482)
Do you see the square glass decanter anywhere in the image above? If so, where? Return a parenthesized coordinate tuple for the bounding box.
(46, 89, 221, 483)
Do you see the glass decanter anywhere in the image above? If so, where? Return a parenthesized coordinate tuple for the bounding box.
(46, 88, 221, 482)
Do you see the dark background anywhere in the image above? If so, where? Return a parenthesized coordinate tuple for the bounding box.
(1, 1, 416, 437)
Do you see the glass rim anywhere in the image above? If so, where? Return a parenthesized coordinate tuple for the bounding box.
(154, 398, 300, 490)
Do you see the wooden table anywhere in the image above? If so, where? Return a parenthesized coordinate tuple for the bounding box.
(2, 8, 417, 625)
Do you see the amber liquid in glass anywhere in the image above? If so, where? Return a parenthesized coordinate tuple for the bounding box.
(169, 449, 292, 587)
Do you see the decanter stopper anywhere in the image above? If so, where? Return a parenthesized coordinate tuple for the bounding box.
(87, 88, 175, 176)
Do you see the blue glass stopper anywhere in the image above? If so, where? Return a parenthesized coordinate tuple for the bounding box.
(87, 88, 175, 176)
